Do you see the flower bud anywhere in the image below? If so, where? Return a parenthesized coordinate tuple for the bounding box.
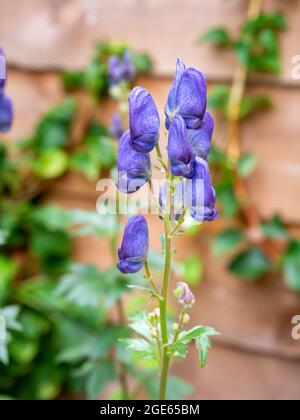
(117, 215, 149, 274)
(129, 87, 160, 153)
(174, 282, 195, 308)
(182, 313, 190, 325)
(172, 323, 179, 332)
(165, 58, 207, 130)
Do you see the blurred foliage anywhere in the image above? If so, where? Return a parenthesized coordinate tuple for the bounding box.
(202, 9, 300, 292)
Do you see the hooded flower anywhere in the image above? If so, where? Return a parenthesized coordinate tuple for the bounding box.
(117, 215, 149, 274)
(108, 51, 136, 86)
(110, 112, 124, 140)
(185, 158, 218, 222)
(165, 58, 207, 130)
(174, 282, 195, 308)
(167, 115, 195, 178)
(116, 131, 151, 194)
(187, 112, 214, 160)
(0, 48, 13, 132)
(129, 86, 160, 153)
(159, 180, 185, 221)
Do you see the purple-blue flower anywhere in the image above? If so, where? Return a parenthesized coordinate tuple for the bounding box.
(108, 51, 136, 86)
(185, 158, 218, 222)
(110, 112, 124, 140)
(159, 180, 185, 221)
(117, 131, 151, 194)
(0, 48, 13, 133)
(168, 115, 195, 178)
(129, 86, 160, 153)
(117, 215, 149, 274)
(165, 58, 207, 130)
(187, 112, 214, 160)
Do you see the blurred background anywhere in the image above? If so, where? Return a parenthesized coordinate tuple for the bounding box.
(0, 0, 300, 400)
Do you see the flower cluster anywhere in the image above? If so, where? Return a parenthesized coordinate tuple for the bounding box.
(0, 48, 13, 132)
(117, 58, 217, 274)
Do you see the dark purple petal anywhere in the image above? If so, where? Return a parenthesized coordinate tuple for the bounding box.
(159, 180, 185, 221)
(168, 115, 195, 178)
(117, 215, 149, 274)
(165, 58, 207, 129)
(129, 86, 160, 153)
(187, 112, 214, 160)
(110, 112, 124, 140)
(185, 158, 218, 222)
(0, 94, 13, 132)
(117, 131, 151, 194)
(122, 51, 136, 81)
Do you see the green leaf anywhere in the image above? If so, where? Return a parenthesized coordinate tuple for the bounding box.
(237, 153, 257, 177)
(86, 360, 116, 399)
(32, 149, 69, 179)
(0, 257, 17, 305)
(31, 205, 71, 232)
(128, 312, 153, 342)
(212, 228, 245, 257)
(179, 326, 220, 344)
(132, 52, 152, 73)
(283, 241, 300, 292)
(180, 255, 203, 285)
(196, 335, 212, 368)
(208, 85, 230, 114)
(216, 183, 240, 218)
(261, 215, 289, 240)
(68, 209, 118, 237)
(229, 248, 272, 280)
(70, 151, 100, 181)
(57, 265, 129, 308)
(240, 95, 272, 120)
(61, 71, 85, 91)
(201, 28, 232, 47)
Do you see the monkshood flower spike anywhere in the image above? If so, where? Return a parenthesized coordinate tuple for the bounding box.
(168, 115, 195, 178)
(117, 58, 219, 401)
(165, 58, 207, 130)
(117, 215, 149, 274)
(129, 86, 160, 153)
(0, 47, 13, 132)
(116, 131, 151, 194)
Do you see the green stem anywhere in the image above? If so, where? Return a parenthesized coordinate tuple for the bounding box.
(159, 210, 172, 400)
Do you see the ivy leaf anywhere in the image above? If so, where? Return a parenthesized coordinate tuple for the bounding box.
(208, 85, 230, 114)
(237, 152, 257, 177)
(229, 248, 272, 280)
(283, 241, 300, 293)
(201, 28, 232, 47)
(61, 71, 85, 91)
(0, 256, 17, 305)
(32, 149, 69, 179)
(212, 228, 245, 257)
(132, 52, 152, 73)
(216, 183, 240, 218)
(239, 96, 272, 120)
(261, 215, 289, 240)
